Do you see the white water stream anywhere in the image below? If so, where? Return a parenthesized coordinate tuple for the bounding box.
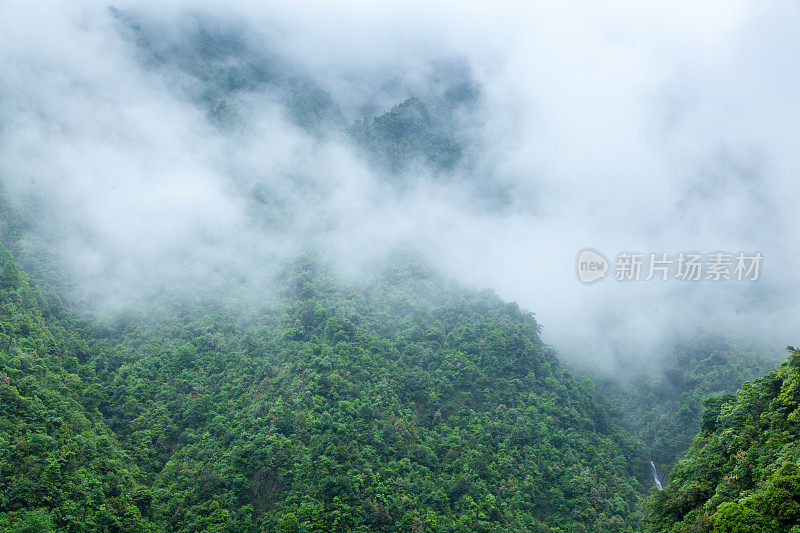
(650, 460, 663, 490)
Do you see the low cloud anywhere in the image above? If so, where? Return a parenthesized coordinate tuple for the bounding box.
(1, 0, 798, 370)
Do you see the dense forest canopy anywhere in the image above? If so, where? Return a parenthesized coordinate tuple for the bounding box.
(1, 245, 652, 531)
(0, 208, 793, 531)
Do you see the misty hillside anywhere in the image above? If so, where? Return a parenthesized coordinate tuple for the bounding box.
(595, 338, 777, 470)
(0, 247, 651, 532)
(1, 2, 799, 532)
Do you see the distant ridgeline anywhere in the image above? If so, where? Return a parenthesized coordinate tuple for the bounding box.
(110, 5, 472, 177)
(348, 96, 465, 174)
(0, 243, 654, 532)
(644, 347, 800, 532)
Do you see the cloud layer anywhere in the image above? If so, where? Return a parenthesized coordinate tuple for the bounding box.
(1, 0, 798, 369)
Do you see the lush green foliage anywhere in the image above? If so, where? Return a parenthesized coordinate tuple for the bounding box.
(0, 249, 651, 532)
(0, 245, 158, 531)
(1, 11, 791, 531)
(644, 347, 800, 532)
(88, 261, 649, 532)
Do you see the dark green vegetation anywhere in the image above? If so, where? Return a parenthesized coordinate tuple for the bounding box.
(0, 245, 652, 531)
(596, 339, 777, 472)
(98, 260, 653, 532)
(645, 347, 800, 532)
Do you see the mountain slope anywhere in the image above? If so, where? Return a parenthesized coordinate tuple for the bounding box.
(644, 347, 800, 532)
(79, 259, 649, 532)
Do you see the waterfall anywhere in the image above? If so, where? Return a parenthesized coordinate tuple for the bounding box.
(650, 460, 663, 490)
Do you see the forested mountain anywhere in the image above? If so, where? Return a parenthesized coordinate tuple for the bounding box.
(3, 231, 797, 532)
(644, 347, 800, 532)
(0, 180, 793, 532)
(2, 4, 798, 532)
(0, 246, 650, 532)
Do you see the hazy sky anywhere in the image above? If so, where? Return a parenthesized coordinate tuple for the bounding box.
(1, 0, 798, 370)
